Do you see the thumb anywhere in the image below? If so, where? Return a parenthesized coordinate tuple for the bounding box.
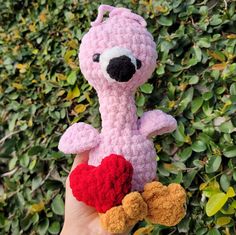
(66, 151, 89, 189)
(70, 151, 89, 172)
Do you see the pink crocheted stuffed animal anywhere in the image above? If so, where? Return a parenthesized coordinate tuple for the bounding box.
(59, 5, 186, 233)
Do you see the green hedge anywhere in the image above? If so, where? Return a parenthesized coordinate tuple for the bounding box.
(1, 0, 236, 234)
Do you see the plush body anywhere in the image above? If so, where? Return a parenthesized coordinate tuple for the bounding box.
(89, 88, 178, 191)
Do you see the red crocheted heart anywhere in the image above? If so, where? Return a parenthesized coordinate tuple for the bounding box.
(69, 154, 133, 213)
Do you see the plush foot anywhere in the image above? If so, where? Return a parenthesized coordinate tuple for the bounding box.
(100, 206, 129, 234)
(100, 192, 147, 233)
(142, 181, 186, 226)
(100, 182, 186, 233)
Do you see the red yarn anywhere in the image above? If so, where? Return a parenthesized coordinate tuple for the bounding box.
(69, 154, 133, 213)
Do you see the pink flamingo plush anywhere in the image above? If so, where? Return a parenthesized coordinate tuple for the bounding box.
(59, 5, 186, 233)
(59, 5, 177, 191)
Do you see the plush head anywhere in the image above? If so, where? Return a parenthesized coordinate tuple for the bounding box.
(79, 5, 157, 93)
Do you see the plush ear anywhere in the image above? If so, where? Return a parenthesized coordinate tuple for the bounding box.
(138, 110, 177, 138)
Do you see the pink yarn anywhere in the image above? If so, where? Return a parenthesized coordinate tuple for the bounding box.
(91, 5, 115, 27)
(59, 5, 177, 191)
(58, 123, 100, 154)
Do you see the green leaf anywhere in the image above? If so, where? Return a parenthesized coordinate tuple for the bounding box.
(210, 15, 222, 26)
(233, 170, 236, 181)
(205, 156, 222, 173)
(223, 146, 236, 158)
(193, 45, 202, 61)
(219, 121, 235, 133)
(196, 228, 208, 235)
(207, 228, 221, 235)
(173, 122, 186, 143)
(8, 113, 18, 131)
(199, 6, 208, 15)
(215, 216, 231, 226)
(226, 187, 236, 198)
(172, 0, 182, 8)
(28, 158, 37, 170)
(32, 176, 42, 191)
(140, 83, 153, 94)
(172, 171, 183, 183)
(202, 102, 213, 116)
(201, 181, 221, 198)
(21, 214, 33, 231)
(191, 140, 206, 152)
(220, 174, 230, 192)
(206, 192, 228, 216)
(202, 92, 213, 101)
(179, 147, 192, 161)
(136, 94, 145, 107)
(216, 86, 226, 95)
(183, 169, 197, 188)
(137, 107, 143, 117)
(19, 154, 30, 168)
(8, 156, 18, 170)
(67, 71, 77, 85)
(37, 219, 49, 235)
(197, 37, 211, 48)
(160, 40, 174, 52)
(48, 221, 60, 234)
(230, 83, 236, 95)
(28, 146, 45, 156)
(157, 16, 173, 26)
(221, 205, 235, 215)
(189, 75, 199, 85)
(191, 97, 203, 113)
(51, 195, 64, 216)
(177, 217, 190, 233)
(178, 87, 194, 113)
(156, 64, 165, 75)
(231, 200, 236, 209)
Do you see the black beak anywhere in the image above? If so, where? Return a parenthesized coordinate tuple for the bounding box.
(106, 55, 136, 82)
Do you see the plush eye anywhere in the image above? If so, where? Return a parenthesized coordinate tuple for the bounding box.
(136, 59, 142, 69)
(93, 53, 100, 62)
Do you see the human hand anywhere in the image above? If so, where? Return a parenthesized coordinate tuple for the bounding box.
(60, 152, 130, 235)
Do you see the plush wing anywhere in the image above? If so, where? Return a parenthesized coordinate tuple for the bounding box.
(58, 123, 100, 154)
(138, 110, 177, 138)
